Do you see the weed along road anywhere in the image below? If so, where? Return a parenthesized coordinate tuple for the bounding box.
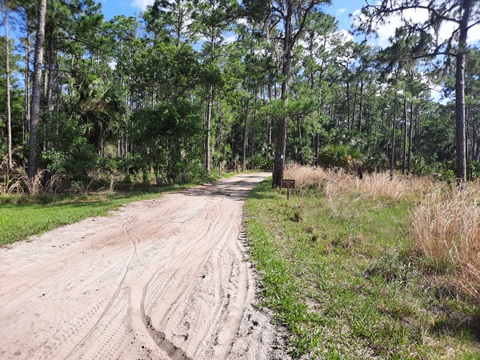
(0, 172, 288, 360)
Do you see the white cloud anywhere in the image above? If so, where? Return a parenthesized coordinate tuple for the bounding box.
(131, 0, 154, 11)
(353, 7, 429, 48)
(237, 18, 248, 26)
(337, 29, 354, 43)
(337, 8, 346, 15)
(224, 34, 237, 44)
(352, 4, 480, 49)
(420, 72, 452, 104)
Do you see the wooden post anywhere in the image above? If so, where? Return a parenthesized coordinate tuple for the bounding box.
(281, 179, 295, 200)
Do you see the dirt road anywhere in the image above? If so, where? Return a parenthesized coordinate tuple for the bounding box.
(0, 173, 289, 360)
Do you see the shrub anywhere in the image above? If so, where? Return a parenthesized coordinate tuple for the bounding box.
(318, 144, 362, 170)
(250, 154, 273, 170)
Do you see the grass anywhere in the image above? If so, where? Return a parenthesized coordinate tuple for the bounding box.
(0, 170, 236, 247)
(0, 189, 173, 246)
(413, 188, 480, 302)
(245, 165, 480, 359)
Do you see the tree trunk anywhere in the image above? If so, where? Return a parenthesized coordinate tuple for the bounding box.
(251, 93, 257, 160)
(366, 104, 376, 153)
(390, 91, 397, 179)
(455, 0, 471, 183)
(28, 0, 47, 181)
(383, 103, 389, 157)
(455, 51, 467, 182)
(242, 98, 250, 171)
(466, 106, 470, 161)
(415, 107, 420, 149)
(402, 97, 407, 174)
(346, 82, 351, 131)
(272, 2, 293, 188)
(469, 109, 475, 162)
(205, 85, 213, 176)
(46, 29, 54, 113)
(24, 29, 31, 144)
(267, 82, 272, 146)
(4, 1, 12, 172)
(215, 103, 223, 152)
(407, 102, 414, 174)
(474, 128, 480, 161)
(357, 82, 364, 132)
(352, 82, 358, 131)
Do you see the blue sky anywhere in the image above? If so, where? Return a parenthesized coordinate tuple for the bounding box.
(100, 0, 364, 32)
(100, 0, 141, 20)
(324, 1, 364, 34)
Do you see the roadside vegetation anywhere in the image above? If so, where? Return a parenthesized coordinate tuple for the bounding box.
(245, 165, 480, 359)
(0, 170, 235, 247)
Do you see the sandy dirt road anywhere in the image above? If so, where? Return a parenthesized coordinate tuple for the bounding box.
(0, 173, 289, 360)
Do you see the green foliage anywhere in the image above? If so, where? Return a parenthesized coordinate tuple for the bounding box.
(250, 154, 273, 169)
(40, 115, 99, 180)
(131, 100, 203, 182)
(318, 144, 362, 169)
(132, 102, 201, 141)
(3, 0, 480, 196)
(363, 153, 389, 172)
(0, 36, 25, 160)
(467, 160, 480, 181)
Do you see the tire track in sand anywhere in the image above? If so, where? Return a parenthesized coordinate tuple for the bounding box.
(65, 214, 140, 358)
(0, 173, 290, 360)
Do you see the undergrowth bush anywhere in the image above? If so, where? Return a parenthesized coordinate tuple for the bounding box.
(317, 143, 362, 169)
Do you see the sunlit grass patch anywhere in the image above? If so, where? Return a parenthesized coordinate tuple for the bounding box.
(246, 171, 480, 358)
(0, 170, 247, 247)
(0, 192, 158, 246)
(0, 181, 201, 246)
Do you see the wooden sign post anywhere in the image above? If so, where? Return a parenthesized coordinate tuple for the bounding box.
(281, 179, 296, 199)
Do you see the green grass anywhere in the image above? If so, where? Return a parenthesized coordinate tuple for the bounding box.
(0, 190, 173, 246)
(0, 168, 246, 247)
(245, 179, 480, 359)
(0, 168, 239, 247)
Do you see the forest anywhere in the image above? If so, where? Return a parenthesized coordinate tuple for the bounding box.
(0, 0, 479, 191)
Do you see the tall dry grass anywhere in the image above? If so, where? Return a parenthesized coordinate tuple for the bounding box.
(0, 170, 65, 196)
(1, 175, 26, 195)
(284, 164, 480, 303)
(284, 164, 434, 202)
(413, 187, 480, 301)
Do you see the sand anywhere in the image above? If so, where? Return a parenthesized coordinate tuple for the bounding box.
(0, 173, 291, 360)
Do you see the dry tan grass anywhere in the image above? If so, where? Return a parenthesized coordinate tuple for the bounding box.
(413, 187, 480, 302)
(22, 171, 44, 195)
(0, 177, 25, 195)
(355, 172, 434, 201)
(284, 164, 331, 187)
(284, 164, 434, 202)
(0, 170, 66, 195)
(285, 164, 480, 303)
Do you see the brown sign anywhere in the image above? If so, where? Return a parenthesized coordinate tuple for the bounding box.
(281, 179, 296, 189)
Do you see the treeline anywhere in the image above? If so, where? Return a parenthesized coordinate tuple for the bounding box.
(0, 0, 479, 190)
